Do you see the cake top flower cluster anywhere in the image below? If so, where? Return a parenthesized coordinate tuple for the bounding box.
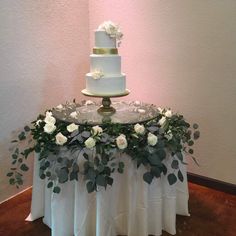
(98, 20, 123, 46)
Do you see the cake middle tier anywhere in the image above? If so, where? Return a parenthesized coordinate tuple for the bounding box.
(86, 73, 126, 95)
(90, 54, 121, 75)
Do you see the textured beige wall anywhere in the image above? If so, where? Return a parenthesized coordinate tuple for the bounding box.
(1, 0, 236, 203)
(89, 0, 236, 184)
(0, 0, 89, 202)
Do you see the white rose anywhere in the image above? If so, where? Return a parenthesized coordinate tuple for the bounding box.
(165, 109, 172, 118)
(92, 125, 103, 136)
(43, 123, 56, 134)
(116, 134, 128, 150)
(46, 111, 53, 117)
(55, 132, 67, 145)
(44, 115, 56, 125)
(91, 69, 104, 80)
(85, 137, 96, 149)
(165, 130, 173, 141)
(67, 123, 79, 133)
(159, 116, 166, 126)
(134, 123, 145, 135)
(147, 133, 158, 146)
(36, 119, 42, 126)
(157, 107, 163, 113)
(70, 111, 78, 119)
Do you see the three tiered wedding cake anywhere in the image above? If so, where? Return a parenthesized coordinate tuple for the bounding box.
(85, 21, 126, 96)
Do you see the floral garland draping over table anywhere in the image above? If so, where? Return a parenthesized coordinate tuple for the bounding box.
(7, 101, 200, 194)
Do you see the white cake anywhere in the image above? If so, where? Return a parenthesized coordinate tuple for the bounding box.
(85, 21, 126, 96)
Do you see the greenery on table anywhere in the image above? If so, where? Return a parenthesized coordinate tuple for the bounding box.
(7, 103, 200, 194)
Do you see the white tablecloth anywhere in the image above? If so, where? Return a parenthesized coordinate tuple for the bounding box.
(26, 152, 189, 236)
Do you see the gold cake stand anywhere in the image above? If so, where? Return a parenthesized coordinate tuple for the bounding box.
(81, 89, 130, 115)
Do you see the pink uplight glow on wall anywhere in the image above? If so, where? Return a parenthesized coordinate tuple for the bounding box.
(89, 0, 236, 184)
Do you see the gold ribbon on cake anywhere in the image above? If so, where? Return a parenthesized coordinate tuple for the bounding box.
(93, 47, 118, 55)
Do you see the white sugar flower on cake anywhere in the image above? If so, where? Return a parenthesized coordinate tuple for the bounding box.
(91, 69, 104, 80)
(98, 20, 123, 46)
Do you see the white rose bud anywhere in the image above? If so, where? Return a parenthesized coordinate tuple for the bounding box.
(55, 132, 67, 145)
(44, 123, 56, 134)
(116, 134, 128, 150)
(159, 116, 166, 126)
(85, 137, 96, 149)
(147, 133, 158, 146)
(67, 123, 79, 133)
(92, 125, 103, 136)
(165, 109, 172, 118)
(134, 123, 145, 135)
(44, 115, 56, 125)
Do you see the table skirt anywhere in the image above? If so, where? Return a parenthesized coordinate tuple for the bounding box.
(26, 152, 189, 236)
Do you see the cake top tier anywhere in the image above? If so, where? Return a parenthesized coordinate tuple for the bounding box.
(95, 21, 123, 48)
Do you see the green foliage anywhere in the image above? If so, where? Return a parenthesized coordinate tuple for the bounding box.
(7, 105, 200, 194)
(167, 173, 177, 185)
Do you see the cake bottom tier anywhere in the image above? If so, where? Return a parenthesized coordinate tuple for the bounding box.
(85, 73, 126, 96)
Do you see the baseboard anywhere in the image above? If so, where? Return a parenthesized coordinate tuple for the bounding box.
(0, 186, 32, 205)
(187, 172, 236, 195)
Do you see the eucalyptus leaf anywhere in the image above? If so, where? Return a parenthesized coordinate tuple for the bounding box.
(176, 152, 183, 161)
(96, 175, 106, 187)
(167, 173, 177, 185)
(24, 126, 31, 132)
(188, 140, 194, 146)
(70, 171, 78, 181)
(171, 160, 179, 169)
(97, 164, 105, 173)
(118, 162, 125, 169)
(143, 172, 153, 184)
(189, 149, 194, 154)
(53, 186, 61, 194)
(18, 132, 26, 141)
(117, 167, 124, 173)
(86, 181, 95, 193)
(161, 164, 167, 175)
(7, 172, 14, 177)
(58, 168, 68, 183)
(178, 170, 184, 182)
(20, 164, 29, 172)
(87, 168, 96, 181)
(148, 154, 161, 166)
(81, 131, 90, 138)
(147, 126, 159, 132)
(106, 176, 113, 186)
(9, 178, 15, 185)
(193, 131, 200, 140)
(47, 182, 53, 188)
(151, 166, 161, 178)
(12, 154, 17, 159)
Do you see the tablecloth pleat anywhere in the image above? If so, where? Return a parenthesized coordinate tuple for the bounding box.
(27, 152, 189, 236)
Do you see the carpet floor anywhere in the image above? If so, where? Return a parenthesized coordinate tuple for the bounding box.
(0, 182, 235, 236)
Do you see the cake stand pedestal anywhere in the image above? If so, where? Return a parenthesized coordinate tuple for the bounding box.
(81, 89, 130, 115)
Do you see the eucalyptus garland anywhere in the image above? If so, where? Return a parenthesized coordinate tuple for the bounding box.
(7, 104, 200, 194)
